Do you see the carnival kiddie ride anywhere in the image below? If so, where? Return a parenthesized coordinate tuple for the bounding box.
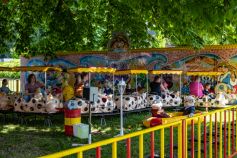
(12, 66, 63, 113)
(186, 71, 237, 108)
(67, 67, 117, 114)
(113, 69, 149, 111)
(149, 70, 183, 108)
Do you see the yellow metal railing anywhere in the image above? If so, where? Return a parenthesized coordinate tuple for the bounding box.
(40, 105, 237, 158)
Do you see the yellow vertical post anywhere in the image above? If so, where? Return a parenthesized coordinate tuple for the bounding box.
(178, 122, 183, 158)
(77, 151, 83, 158)
(139, 134, 144, 158)
(160, 128, 165, 158)
(228, 110, 231, 156)
(209, 114, 212, 158)
(186, 122, 188, 158)
(178, 122, 182, 158)
(198, 117, 201, 158)
(219, 111, 223, 158)
(112, 142, 117, 158)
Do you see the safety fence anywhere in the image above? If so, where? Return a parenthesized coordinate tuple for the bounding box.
(40, 105, 237, 158)
(0, 78, 20, 93)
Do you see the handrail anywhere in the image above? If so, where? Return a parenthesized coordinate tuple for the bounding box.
(39, 121, 181, 158)
(40, 105, 237, 158)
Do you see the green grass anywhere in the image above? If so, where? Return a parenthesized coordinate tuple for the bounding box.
(0, 109, 235, 158)
(0, 59, 20, 79)
(0, 111, 153, 158)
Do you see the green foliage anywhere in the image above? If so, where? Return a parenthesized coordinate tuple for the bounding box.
(1, 0, 237, 57)
(0, 59, 20, 78)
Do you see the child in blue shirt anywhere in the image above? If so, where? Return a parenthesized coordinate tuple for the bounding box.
(0, 79, 11, 95)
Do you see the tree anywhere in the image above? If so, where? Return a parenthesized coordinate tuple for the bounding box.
(1, 0, 237, 58)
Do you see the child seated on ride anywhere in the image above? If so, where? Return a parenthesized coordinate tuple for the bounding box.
(34, 88, 44, 101)
(183, 95, 196, 117)
(203, 83, 211, 95)
(103, 80, 113, 95)
(151, 100, 170, 118)
(203, 83, 216, 99)
(0, 79, 12, 95)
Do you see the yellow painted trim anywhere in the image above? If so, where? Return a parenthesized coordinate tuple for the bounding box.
(115, 69, 148, 75)
(197, 117, 201, 158)
(228, 110, 231, 156)
(139, 134, 144, 158)
(186, 71, 224, 76)
(64, 118, 81, 126)
(160, 129, 165, 158)
(67, 67, 116, 73)
(149, 70, 183, 75)
(209, 114, 213, 158)
(112, 142, 117, 158)
(14, 66, 62, 72)
(219, 111, 223, 158)
(0, 66, 15, 72)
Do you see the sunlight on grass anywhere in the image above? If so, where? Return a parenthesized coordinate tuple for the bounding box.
(0, 124, 20, 133)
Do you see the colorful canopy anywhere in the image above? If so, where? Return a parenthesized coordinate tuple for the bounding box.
(186, 71, 224, 76)
(149, 70, 183, 75)
(67, 67, 116, 73)
(114, 69, 148, 75)
(14, 66, 62, 72)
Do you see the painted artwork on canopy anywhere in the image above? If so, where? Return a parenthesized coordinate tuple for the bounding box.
(21, 46, 237, 94)
(171, 54, 221, 71)
(79, 53, 167, 70)
(215, 55, 237, 93)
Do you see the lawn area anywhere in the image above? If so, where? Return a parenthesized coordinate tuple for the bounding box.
(0, 107, 235, 158)
(0, 111, 154, 158)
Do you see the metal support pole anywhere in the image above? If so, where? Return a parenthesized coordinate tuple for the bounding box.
(112, 74, 115, 108)
(112, 74, 115, 96)
(120, 86, 124, 136)
(88, 102, 92, 144)
(180, 74, 182, 96)
(44, 72, 47, 102)
(135, 74, 138, 92)
(89, 72, 91, 87)
(44, 72, 47, 92)
(146, 73, 149, 106)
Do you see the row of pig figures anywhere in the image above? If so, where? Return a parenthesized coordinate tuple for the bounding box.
(0, 93, 63, 113)
(194, 92, 237, 107)
(73, 91, 182, 113)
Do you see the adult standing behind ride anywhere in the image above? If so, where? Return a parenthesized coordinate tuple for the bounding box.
(150, 75, 164, 96)
(24, 74, 44, 102)
(189, 76, 204, 98)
